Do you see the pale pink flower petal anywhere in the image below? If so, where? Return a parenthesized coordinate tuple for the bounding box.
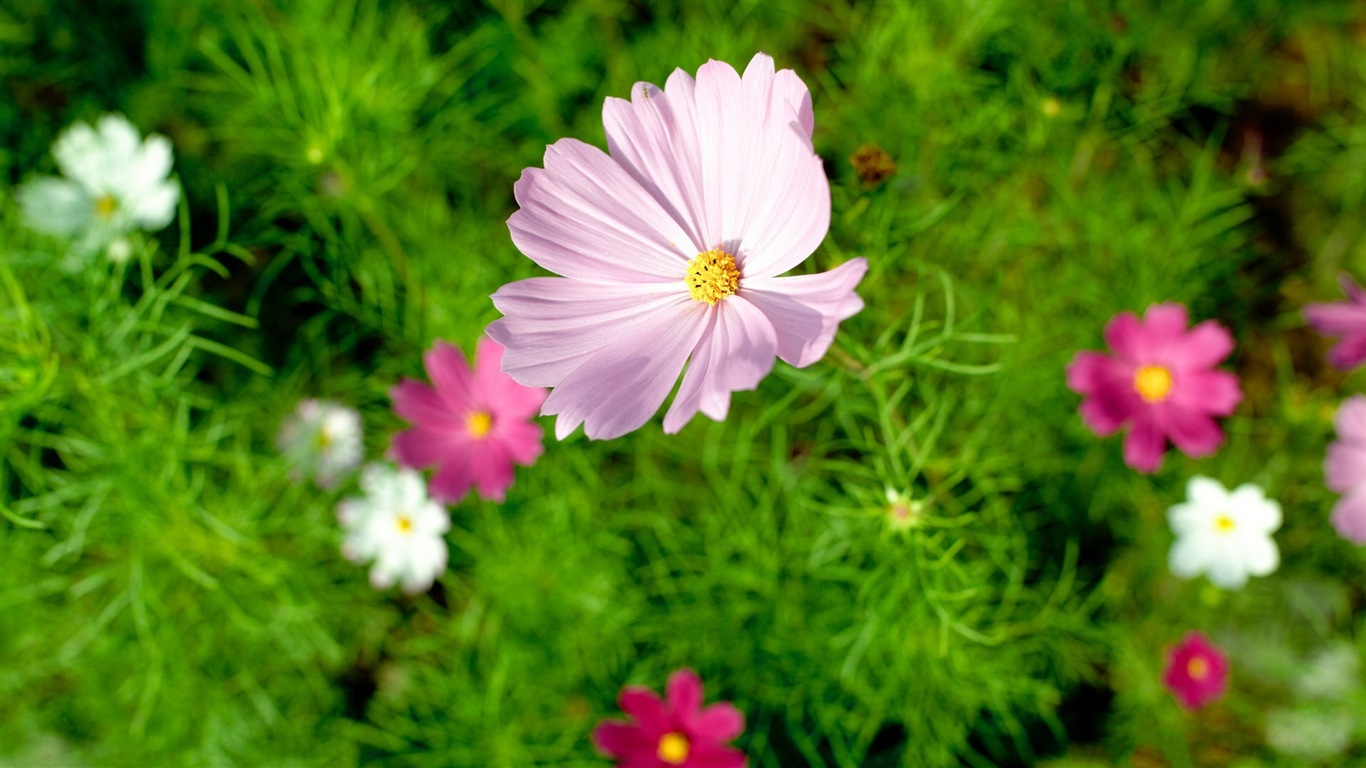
(1306, 274, 1366, 370)
(1330, 492, 1366, 544)
(663, 298, 778, 434)
(742, 258, 868, 367)
(490, 53, 863, 440)
(1068, 303, 1242, 473)
(488, 278, 678, 388)
(390, 338, 546, 503)
(509, 139, 692, 283)
(1324, 395, 1366, 544)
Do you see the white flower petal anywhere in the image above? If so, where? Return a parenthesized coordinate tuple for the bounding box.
(128, 180, 179, 230)
(16, 177, 94, 236)
(1242, 534, 1280, 577)
(1168, 535, 1213, 579)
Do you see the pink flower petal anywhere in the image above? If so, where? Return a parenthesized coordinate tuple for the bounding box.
(427, 456, 476, 505)
(1331, 491, 1366, 544)
(1304, 302, 1366, 335)
(390, 380, 459, 428)
(472, 339, 545, 420)
(1156, 404, 1224, 457)
(468, 441, 514, 502)
(620, 687, 671, 737)
(1101, 311, 1147, 363)
(690, 703, 745, 742)
(1328, 333, 1366, 370)
(685, 743, 748, 768)
(1166, 319, 1235, 371)
(1340, 273, 1366, 302)
(390, 427, 451, 469)
(497, 420, 546, 465)
(1123, 414, 1167, 473)
(742, 259, 867, 368)
(1325, 440, 1366, 493)
(509, 139, 693, 283)
(541, 297, 709, 440)
(1065, 351, 1129, 398)
(1336, 395, 1366, 439)
(1169, 370, 1242, 416)
(424, 342, 476, 413)
(1140, 303, 1191, 357)
(1078, 396, 1131, 436)
(666, 669, 704, 718)
(488, 278, 680, 389)
(664, 298, 778, 433)
(594, 720, 654, 759)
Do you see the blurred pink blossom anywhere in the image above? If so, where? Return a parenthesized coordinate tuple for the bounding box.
(1325, 395, 1366, 544)
(389, 339, 546, 503)
(1066, 303, 1242, 473)
(593, 669, 747, 768)
(1162, 632, 1229, 710)
(1305, 273, 1366, 370)
(487, 53, 866, 440)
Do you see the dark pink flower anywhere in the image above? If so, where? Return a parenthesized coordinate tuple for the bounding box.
(1066, 304, 1242, 473)
(1325, 395, 1366, 544)
(1162, 631, 1229, 710)
(593, 669, 747, 768)
(389, 338, 547, 503)
(1305, 274, 1366, 370)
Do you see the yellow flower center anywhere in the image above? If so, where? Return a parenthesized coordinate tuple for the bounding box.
(315, 428, 334, 450)
(466, 410, 493, 439)
(1133, 365, 1173, 403)
(1214, 513, 1236, 534)
(395, 514, 413, 534)
(94, 194, 118, 220)
(685, 248, 740, 305)
(1187, 656, 1209, 680)
(657, 732, 689, 765)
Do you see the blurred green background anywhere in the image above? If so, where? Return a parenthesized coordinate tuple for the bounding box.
(2, 0, 1365, 766)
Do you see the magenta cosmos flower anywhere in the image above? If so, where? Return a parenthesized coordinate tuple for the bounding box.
(1162, 632, 1229, 710)
(1305, 274, 1366, 370)
(593, 669, 747, 768)
(389, 339, 547, 503)
(1065, 304, 1242, 473)
(1325, 395, 1366, 544)
(486, 53, 867, 440)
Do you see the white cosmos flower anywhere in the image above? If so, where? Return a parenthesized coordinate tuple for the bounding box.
(277, 399, 363, 490)
(338, 464, 450, 594)
(1167, 476, 1281, 590)
(15, 114, 179, 256)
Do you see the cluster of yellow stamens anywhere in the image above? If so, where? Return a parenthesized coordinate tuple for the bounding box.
(1187, 656, 1209, 680)
(1213, 514, 1236, 534)
(94, 194, 118, 220)
(1133, 365, 1173, 403)
(657, 732, 689, 764)
(466, 411, 493, 439)
(395, 514, 414, 534)
(685, 248, 740, 305)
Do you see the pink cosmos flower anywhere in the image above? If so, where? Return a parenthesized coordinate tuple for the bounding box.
(1162, 631, 1229, 710)
(1305, 274, 1366, 370)
(593, 669, 747, 768)
(389, 338, 547, 503)
(1065, 304, 1243, 473)
(1325, 395, 1366, 544)
(486, 53, 867, 440)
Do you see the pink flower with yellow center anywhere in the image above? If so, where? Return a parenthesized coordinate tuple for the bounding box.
(593, 669, 747, 768)
(1304, 273, 1366, 370)
(1325, 395, 1366, 544)
(1162, 631, 1229, 710)
(1065, 303, 1242, 473)
(487, 52, 867, 440)
(389, 339, 547, 503)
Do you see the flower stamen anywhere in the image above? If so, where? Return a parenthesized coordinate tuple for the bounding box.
(657, 732, 689, 765)
(686, 248, 740, 305)
(466, 410, 493, 439)
(395, 514, 413, 534)
(1187, 656, 1209, 680)
(1213, 514, 1236, 534)
(1134, 365, 1173, 403)
(94, 194, 118, 220)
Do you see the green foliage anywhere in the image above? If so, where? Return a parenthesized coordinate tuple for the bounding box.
(3, 1, 1366, 766)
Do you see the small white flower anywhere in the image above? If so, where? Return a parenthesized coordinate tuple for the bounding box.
(277, 399, 363, 489)
(15, 114, 179, 256)
(338, 464, 450, 594)
(1167, 476, 1281, 590)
